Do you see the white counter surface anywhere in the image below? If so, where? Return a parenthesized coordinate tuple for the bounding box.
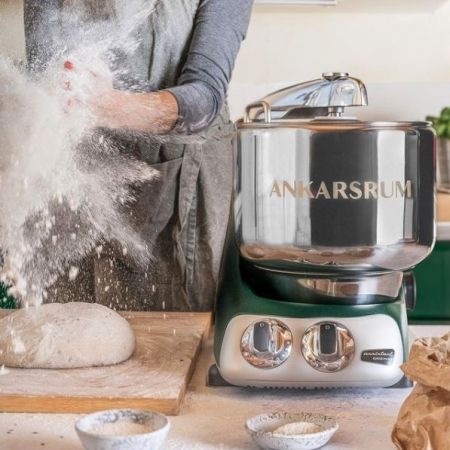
(0, 325, 448, 450)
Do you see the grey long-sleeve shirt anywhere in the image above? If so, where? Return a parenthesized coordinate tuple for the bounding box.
(167, 0, 253, 133)
(24, 0, 254, 134)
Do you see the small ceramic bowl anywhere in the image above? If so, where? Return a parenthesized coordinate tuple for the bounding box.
(75, 409, 170, 450)
(245, 412, 338, 450)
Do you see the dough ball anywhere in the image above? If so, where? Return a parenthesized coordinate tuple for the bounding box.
(0, 302, 135, 369)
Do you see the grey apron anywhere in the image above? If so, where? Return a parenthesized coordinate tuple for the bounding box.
(33, 0, 235, 311)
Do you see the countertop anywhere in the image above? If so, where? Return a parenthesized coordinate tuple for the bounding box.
(0, 325, 448, 450)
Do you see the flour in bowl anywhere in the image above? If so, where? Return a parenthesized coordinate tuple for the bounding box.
(273, 421, 324, 436)
(90, 421, 152, 436)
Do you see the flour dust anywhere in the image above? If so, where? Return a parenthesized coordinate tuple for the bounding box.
(0, 1, 163, 307)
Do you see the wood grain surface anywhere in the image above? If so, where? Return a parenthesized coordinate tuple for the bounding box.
(437, 192, 450, 222)
(0, 310, 211, 415)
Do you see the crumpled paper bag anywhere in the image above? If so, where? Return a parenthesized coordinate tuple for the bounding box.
(392, 332, 450, 450)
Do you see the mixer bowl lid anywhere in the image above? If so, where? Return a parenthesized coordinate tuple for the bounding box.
(241, 72, 432, 130)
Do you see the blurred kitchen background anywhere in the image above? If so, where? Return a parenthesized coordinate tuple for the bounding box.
(2, 0, 450, 121)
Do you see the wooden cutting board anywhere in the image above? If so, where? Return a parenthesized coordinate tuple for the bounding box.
(438, 192, 450, 222)
(0, 310, 211, 415)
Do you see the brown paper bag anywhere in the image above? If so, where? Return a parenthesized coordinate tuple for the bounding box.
(392, 333, 450, 450)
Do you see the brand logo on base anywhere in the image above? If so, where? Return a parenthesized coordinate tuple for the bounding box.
(361, 349, 395, 365)
(269, 180, 413, 200)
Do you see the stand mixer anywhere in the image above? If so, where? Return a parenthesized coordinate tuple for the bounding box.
(209, 73, 436, 388)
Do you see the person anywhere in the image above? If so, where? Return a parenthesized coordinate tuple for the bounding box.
(23, 0, 254, 311)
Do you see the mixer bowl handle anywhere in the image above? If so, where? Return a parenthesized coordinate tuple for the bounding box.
(244, 72, 368, 123)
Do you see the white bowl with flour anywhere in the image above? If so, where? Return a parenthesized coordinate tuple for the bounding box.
(245, 412, 338, 450)
(75, 409, 170, 450)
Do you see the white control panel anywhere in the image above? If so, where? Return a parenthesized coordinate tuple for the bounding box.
(219, 314, 404, 388)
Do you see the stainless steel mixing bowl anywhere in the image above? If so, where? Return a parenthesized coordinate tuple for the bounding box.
(235, 74, 436, 273)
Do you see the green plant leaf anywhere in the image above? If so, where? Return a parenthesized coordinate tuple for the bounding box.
(441, 107, 450, 121)
(436, 122, 448, 137)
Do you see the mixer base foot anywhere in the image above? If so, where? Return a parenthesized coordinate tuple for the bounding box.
(207, 364, 232, 387)
(386, 375, 413, 389)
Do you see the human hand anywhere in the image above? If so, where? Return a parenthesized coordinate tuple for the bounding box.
(60, 56, 179, 133)
(61, 56, 115, 127)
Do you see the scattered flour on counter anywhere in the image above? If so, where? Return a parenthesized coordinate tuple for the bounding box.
(90, 421, 152, 436)
(68, 266, 79, 281)
(12, 337, 26, 354)
(273, 421, 324, 436)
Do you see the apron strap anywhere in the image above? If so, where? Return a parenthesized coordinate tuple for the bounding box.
(174, 144, 203, 309)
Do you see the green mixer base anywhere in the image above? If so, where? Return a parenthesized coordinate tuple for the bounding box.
(213, 234, 410, 389)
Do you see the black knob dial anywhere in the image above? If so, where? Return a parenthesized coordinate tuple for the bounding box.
(319, 322, 338, 355)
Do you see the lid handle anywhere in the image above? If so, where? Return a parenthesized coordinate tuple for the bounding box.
(244, 72, 368, 123)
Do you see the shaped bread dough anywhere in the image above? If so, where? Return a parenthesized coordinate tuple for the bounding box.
(0, 302, 135, 369)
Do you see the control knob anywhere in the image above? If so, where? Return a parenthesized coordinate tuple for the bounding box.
(301, 321, 355, 372)
(241, 319, 293, 369)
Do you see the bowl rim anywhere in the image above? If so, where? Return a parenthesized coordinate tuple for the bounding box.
(75, 408, 170, 440)
(245, 412, 339, 439)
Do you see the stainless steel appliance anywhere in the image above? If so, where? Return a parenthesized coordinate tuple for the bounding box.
(210, 73, 436, 388)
